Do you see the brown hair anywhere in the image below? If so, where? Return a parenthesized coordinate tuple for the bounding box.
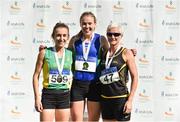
(80, 11, 96, 23)
(51, 22, 69, 38)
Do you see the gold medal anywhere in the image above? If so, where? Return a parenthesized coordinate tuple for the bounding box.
(83, 62, 89, 70)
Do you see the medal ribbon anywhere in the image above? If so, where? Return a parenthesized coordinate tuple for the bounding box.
(105, 44, 121, 69)
(54, 47, 65, 75)
(82, 33, 94, 61)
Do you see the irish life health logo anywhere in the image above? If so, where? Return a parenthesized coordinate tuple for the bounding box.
(7, 55, 25, 64)
(33, 2, 51, 12)
(136, 2, 153, 10)
(84, 2, 102, 9)
(161, 56, 179, 65)
(162, 20, 180, 29)
(161, 91, 179, 99)
(6, 20, 25, 29)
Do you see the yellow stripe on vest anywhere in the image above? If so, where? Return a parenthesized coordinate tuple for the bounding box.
(101, 94, 129, 99)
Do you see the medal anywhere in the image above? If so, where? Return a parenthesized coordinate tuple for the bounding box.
(54, 47, 65, 81)
(83, 62, 89, 70)
(57, 74, 62, 83)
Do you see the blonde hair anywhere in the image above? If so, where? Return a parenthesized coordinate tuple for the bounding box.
(107, 22, 123, 34)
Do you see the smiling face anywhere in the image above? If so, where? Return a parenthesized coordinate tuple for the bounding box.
(53, 27, 69, 48)
(106, 26, 123, 47)
(80, 15, 96, 38)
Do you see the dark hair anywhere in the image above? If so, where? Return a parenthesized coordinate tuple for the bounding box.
(80, 11, 96, 23)
(51, 22, 69, 38)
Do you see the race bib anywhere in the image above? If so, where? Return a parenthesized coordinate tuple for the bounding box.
(49, 74, 72, 85)
(49, 69, 72, 87)
(75, 60, 96, 72)
(99, 67, 120, 84)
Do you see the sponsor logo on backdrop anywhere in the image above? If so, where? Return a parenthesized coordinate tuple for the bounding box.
(134, 108, 153, 116)
(10, 1, 21, 10)
(164, 107, 174, 117)
(112, 1, 123, 13)
(136, 38, 153, 47)
(9, 1, 22, 15)
(33, 2, 51, 12)
(164, 36, 176, 47)
(138, 19, 151, 32)
(6, 20, 25, 29)
(84, 2, 102, 9)
(162, 20, 180, 29)
(161, 56, 179, 65)
(113, 1, 123, 10)
(109, 20, 128, 28)
(10, 36, 21, 46)
(58, 20, 77, 29)
(136, 2, 153, 10)
(9, 71, 23, 84)
(10, 106, 21, 117)
(9, 36, 22, 50)
(165, 1, 176, 11)
(62, 1, 72, 11)
(139, 75, 153, 81)
(33, 38, 51, 44)
(36, 19, 46, 28)
(139, 54, 149, 65)
(161, 91, 179, 99)
(138, 89, 150, 102)
(7, 56, 25, 64)
(10, 71, 21, 80)
(139, 19, 150, 28)
(61, 1, 72, 13)
(7, 90, 25, 98)
(164, 72, 175, 81)
(163, 71, 176, 86)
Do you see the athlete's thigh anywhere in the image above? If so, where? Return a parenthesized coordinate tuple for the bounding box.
(40, 109, 55, 122)
(70, 101, 85, 121)
(55, 108, 70, 121)
(87, 100, 101, 121)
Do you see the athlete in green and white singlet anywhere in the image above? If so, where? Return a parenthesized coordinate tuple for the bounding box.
(42, 47, 73, 90)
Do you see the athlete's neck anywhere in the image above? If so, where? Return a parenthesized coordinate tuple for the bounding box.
(55, 46, 64, 57)
(109, 43, 121, 56)
(83, 34, 93, 41)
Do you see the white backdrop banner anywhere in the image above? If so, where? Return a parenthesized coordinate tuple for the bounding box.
(0, 0, 180, 122)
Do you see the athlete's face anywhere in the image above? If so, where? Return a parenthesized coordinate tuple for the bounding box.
(80, 15, 96, 37)
(53, 27, 69, 48)
(107, 27, 122, 47)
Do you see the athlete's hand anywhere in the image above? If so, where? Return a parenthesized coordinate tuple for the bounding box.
(39, 45, 47, 52)
(35, 97, 43, 112)
(131, 48, 137, 56)
(123, 100, 132, 114)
